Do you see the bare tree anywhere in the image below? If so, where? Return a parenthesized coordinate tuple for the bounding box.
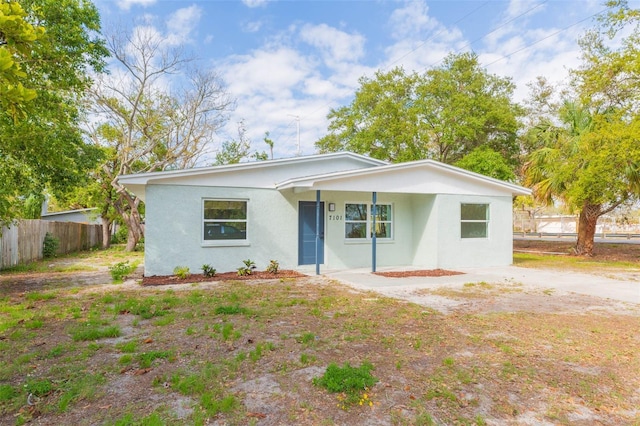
(88, 26, 234, 251)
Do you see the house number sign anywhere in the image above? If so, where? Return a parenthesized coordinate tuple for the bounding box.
(328, 214, 343, 221)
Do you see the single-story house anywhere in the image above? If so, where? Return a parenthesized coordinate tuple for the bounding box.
(118, 152, 531, 276)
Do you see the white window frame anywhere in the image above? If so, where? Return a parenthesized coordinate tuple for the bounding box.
(202, 199, 249, 246)
(460, 203, 489, 239)
(344, 202, 393, 240)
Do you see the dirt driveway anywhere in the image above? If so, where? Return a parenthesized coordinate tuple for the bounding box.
(326, 265, 640, 315)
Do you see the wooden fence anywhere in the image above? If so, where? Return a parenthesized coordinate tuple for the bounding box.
(0, 220, 103, 269)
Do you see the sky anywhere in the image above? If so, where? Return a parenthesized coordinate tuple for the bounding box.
(93, 0, 629, 161)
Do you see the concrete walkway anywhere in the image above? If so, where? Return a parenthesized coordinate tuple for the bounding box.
(325, 265, 640, 305)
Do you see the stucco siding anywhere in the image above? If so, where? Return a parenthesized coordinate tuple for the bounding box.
(145, 184, 302, 276)
(321, 191, 415, 270)
(410, 194, 438, 268)
(433, 194, 513, 268)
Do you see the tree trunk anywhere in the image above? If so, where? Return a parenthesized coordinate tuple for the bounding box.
(122, 208, 144, 252)
(101, 217, 112, 249)
(575, 203, 601, 256)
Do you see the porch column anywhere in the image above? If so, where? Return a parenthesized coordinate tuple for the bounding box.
(372, 191, 377, 273)
(315, 190, 321, 275)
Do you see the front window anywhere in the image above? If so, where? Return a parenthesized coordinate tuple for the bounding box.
(461, 203, 489, 238)
(203, 200, 247, 241)
(345, 203, 392, 239)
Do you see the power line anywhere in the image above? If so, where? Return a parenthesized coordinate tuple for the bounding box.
(483, 8, 608, 68)
(269, 2, 606, 156)
(267, 3, 492, 152)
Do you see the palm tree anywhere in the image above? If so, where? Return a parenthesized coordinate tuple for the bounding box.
(523, 100, 640, 256)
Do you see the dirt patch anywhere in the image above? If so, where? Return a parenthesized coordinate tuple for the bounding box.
(141, 270, 306, 286)
(514, 238, 640, 262)
(373, 269, 463, 278)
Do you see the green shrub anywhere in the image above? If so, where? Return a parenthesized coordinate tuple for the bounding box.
(109, 261, 137, 282)
(202, 264, 216, 277)
(111, 225, 128, 244)
(266, 259, 279, 274)
(313, 361, 378, 404)
(173, 266, 190, 279)
(237, 259, 256, 276)
(42, 232, 59, 258)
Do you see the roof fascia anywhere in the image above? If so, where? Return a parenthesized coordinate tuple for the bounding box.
(276, 159, 531, 196)
(117, 151, 387, 185)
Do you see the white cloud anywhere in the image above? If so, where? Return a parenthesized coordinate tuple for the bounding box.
(220, 47, 314, 98)
(242, 20, 263, 33)
(299, 23, 366, 65)
(116, 0, 156, 11)
(380, 0, 465, 72)
(242, 0, 268, 8)
(165, 5, 203, 45)
(388, 0, 438, 40)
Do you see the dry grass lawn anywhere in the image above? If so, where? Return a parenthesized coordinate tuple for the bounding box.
(0, 244, 638, 425)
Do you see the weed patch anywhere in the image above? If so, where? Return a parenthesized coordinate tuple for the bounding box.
(313, 361, 378, 407)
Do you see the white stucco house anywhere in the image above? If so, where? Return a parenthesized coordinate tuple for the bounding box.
(118, 152, 531, 277)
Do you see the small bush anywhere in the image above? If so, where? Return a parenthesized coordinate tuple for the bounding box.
(313, 361, 378, 405)
(42, 232, 59, 258)
(111, 225, 128, 244)
(237, 259, 256, 276)
(173, 266, 190, 279)
(266, 259, 279, 274)
(202, 264, 216, 277)
(109, 261, 137, 282)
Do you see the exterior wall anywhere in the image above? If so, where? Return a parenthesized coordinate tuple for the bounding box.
(432, 194, 514, 268)
(410, 194, 438, 268)
(321, 192, 415, 270)
(145, 185, 514, 276)
(41, 209, 101, 224)
(145, 184, 304, 276)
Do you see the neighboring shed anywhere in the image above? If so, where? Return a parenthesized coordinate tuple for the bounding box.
(119, 152, 531, 276)
(40, 208, 101, 224)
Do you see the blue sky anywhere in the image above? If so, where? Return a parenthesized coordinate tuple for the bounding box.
(94, 0, 625, 160)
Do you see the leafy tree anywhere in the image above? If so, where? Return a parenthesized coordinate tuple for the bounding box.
(316, 53, 521, 168)
(317, 67, 423, 162)
(88, 26, 234, 251)
(524, 100, 640, 255)
(264, 131, 275, 160)
(214, 121, 268, 165)
(0, 1, 43, 119)
(524, 1, 640, 256)
(454, 146, 516, 182)
(0, 0, 108, 225)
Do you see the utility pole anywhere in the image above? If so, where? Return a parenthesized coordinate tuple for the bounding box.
(288, 114, 300, 156)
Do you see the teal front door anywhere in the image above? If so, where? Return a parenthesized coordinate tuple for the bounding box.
(298, 201, 324, 265)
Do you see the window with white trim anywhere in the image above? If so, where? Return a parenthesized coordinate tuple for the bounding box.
(460, 203, 489, 238)
(345, 203, 392, 239)
(203, 200, 247, 242)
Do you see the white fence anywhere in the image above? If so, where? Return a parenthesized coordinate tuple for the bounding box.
(0, 220, 103, 269)
(513, 212, 640, 238)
